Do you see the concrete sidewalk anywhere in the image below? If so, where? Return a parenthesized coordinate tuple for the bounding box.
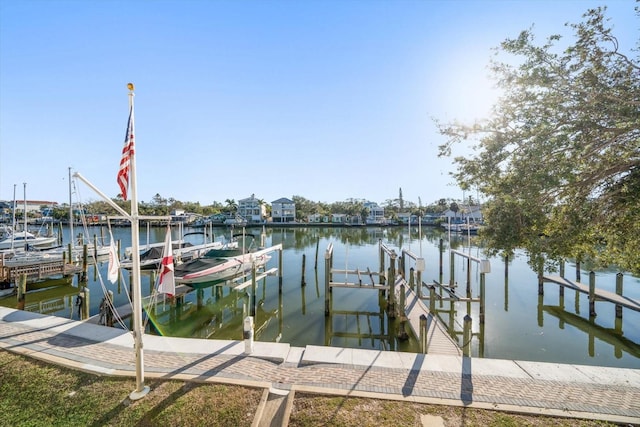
(0, 307, 638, 425)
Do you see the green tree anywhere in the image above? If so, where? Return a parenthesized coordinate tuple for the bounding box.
(437, 6, 640, 274)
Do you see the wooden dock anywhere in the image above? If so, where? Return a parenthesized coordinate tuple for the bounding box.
(543, 275, 640, 312)
(1, 259, 81, 283)
(395, 278, 462, 356)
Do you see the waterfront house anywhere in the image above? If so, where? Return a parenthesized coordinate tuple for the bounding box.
(331, 213, 348, 224)
(238, 194, 266, 224)
(364, 201, 385, 225)
(271, 197, 296, 223)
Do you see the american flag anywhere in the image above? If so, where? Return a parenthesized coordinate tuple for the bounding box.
(117, 107, 135, 200)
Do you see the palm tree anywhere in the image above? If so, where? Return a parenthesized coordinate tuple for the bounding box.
(224, 199, 238, 214)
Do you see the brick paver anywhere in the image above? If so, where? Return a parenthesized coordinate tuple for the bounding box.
(1, 315, 639, 424)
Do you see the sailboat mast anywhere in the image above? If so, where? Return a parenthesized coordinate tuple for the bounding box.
(23, 183, 27, 251)
(10, 184, 16, 252)
(68, 167, 74, 248)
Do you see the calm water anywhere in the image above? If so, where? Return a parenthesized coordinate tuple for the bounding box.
(3, 225, 639, 369)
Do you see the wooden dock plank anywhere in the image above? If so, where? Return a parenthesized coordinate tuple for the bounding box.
(543, 275, 640, 312)
(395, 278, 462, 356)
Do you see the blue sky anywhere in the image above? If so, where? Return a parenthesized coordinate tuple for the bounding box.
(0, 0, 636, 208)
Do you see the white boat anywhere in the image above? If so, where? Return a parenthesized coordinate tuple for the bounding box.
(0, 228, 58, 251)
(120, 239, 234, 270)
(174, 247, 272, 286)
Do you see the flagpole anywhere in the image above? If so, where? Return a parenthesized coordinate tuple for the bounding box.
(127, 82, 150, 400)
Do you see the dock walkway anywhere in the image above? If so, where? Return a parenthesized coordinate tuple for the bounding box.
(543, 275, 640, 312)
(395, 278, 462, 356)
(0, 306, 638, 425)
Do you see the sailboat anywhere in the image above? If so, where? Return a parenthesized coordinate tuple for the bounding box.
(0, 184, 58, 252)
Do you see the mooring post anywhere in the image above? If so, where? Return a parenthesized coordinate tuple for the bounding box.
(93, 234, 98, 259)
(81, 244, 88, 282)
(615, 273, 623, 319)
(251, 263, 257, 317)
(438, 238, 444, 283)
(106, 290, 114, 327)
(576, 261, 581, 282)
(416, 257, 424, 299)
(466, 257, 471, 295)
(301, 254, 306, 287)
(463, 314, 472, 357)
(537, 263, 544, 295)
(379, 240, 385, 285)
(589, 271, 596, 317)
(388, 253, 397, 318)
(278, 247, 283, 290)
(408, 267, 414, 290)
(67, 243, 73, 263)
(314, 236, 319, 270)
(400, 252, 406, 278)
(399, 285, 406, 319)
(449, 251, 455, 287)
(429, 285, 435, 314)
(479, 272, 485, 324)
(559, 260, 565, 278)
(324, 244, 333, 315)
(17, 273, 27, 310)
(504, 254, 509, 279)
(419, 314, 428, 354)
(81, 287, 90, 320)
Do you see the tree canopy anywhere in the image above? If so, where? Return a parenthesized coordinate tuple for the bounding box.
(437, 6, 640, 275)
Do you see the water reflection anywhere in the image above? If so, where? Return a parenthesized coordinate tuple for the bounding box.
(1, 225, 638, 369)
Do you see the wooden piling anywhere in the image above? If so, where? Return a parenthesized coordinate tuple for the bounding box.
(81, 287, 90, 320)
(463, 314, 472, 357)
(81, 244, 88, 282)
(419, 314, 428, 354)
(449, 251, 455, 287)
(314, 236, 319, 270)
(251, 263, 257, 317)
(324, 244, 332, 315)
(537, 263, 544, 295)
(379, 240, 385, 285)
(408, 267, 414, 290)
(301, 254, 306, 286)
(17, 274, 27, 310)
(93, 235, 98, 259)
(589, 271, 596, 317)
(429, 285, 435, 314)
(615, 273, 623, 319)
(106, 290, 114, 327)
(479, 272, 485, 324)
(504, 254, 509, 279)
(466, 257, 471, 295)
(438, 238, 444, 282)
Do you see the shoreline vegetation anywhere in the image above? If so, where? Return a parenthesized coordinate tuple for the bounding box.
(0, 350, 614, 427)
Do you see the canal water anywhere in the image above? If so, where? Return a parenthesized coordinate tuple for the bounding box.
(2, 225, 639, 369)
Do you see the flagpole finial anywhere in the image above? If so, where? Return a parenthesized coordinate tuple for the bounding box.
(127, 82, 135, 92)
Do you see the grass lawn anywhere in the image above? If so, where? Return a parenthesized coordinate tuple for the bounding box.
(0, 350, 617, 426)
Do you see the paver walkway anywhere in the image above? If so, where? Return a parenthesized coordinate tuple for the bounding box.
(0, 307, 638, 425)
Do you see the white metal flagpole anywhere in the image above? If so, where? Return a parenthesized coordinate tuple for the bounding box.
(126, 82, 150, 400)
